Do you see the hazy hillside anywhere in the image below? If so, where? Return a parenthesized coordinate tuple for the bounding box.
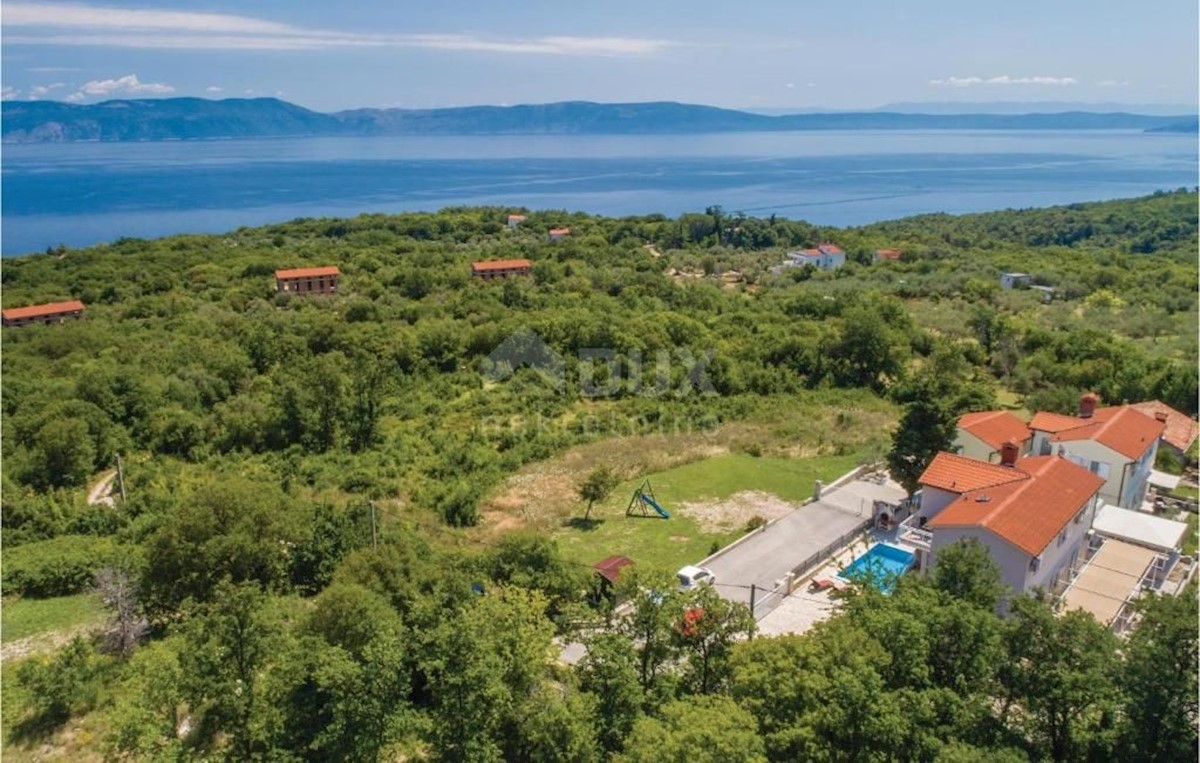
(3, 97, 1194, 142)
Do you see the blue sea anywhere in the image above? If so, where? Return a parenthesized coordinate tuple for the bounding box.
(2, 130, 1196, 255)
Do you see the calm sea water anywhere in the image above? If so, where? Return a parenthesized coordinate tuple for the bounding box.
(2, 130, 1196, 255)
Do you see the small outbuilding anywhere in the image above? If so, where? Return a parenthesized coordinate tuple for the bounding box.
(1000, 272, 1032, 289)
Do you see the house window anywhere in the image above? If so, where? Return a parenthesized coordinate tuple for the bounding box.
(1074, 510, 1084, 525)
(1029, 557, 1040, 573)
(1057, 528, 1067, 547)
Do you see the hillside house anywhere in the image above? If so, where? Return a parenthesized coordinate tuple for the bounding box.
(1, 300, 86, 327)
(548, 227, 571, 242)
(874, 248, 903, 263)
(954, 411, 1032, 463)
(471, 259, 532, 279)
(276, 266, 340, 295)
(1029, 393, 1164, 509)
(1130, 400, 1198, 460)
(900, 447, 1105, 602)
(1000, 272, 1032, 289)
(784, 243, 845, 271)
(507, 214, 526, 229)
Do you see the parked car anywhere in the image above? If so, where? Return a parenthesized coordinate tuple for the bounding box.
(676, 565, 716, 591)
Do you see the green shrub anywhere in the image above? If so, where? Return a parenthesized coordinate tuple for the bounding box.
(2, 535, 128, 597)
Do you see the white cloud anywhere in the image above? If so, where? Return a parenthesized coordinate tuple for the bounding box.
(205, 85, 222, 93)
(930, 75, 1078, 87)
(3, 3, 675, 56)
(64, 73, 175, 102)
(2, 86, 20, 100)
(1097, 79, 1129, 87)
(28, 82, 66, 98)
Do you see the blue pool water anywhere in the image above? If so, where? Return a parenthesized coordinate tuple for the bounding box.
(840, 543, 916, 592)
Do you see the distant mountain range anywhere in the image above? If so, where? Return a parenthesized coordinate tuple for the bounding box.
(3, 97, 1196, 143)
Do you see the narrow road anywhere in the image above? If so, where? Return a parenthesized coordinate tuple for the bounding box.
(87, 470, 117, 507)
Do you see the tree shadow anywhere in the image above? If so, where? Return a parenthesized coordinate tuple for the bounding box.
(10, 709, 69, 745)
(564, 517, 605, 531)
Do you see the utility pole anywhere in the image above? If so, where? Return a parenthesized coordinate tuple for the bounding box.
(115, 453, 127, 502)
(369, 501, 378, 548)
(749, 583, 757, 621)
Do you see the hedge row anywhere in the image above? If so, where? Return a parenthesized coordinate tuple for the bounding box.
(2, 535, 132, 598)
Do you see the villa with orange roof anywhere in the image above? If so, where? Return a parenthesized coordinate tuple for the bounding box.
(507, 214, 526, 229)
(954, 410, 1032, 463)
(1028, 393, 1164, 509)
(902, 446, 1106, 601)
(1129, 400, 1198, 460)
(873, 248, 903, 263)
(547, 227, 571, 242)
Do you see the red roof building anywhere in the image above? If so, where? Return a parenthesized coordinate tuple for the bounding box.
(1028, 394, 1164, 510)
(471, 259, 532, 279)
(507, 214, 527, 228)
(924, 454, 1105, 557)
(955, 410, 1033, 462)
(874, 248, 903, 263)
(2, 300, 85, 327)
(915, 451, 1106, 602)
(548, 227, 571, 241)
(1130, 401, 1198, 455)
(275, 266, 340, 295)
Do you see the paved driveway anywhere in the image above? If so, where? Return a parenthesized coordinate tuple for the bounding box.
(705, 474, 906, 607)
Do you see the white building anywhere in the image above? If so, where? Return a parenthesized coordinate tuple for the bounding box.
(1000, 272, 1032, 289)
(784, 243, 845, 271)
(954, 410, 1032, 463)
(1028, 394, 1164, 509)
(900, 447, 1105, 604)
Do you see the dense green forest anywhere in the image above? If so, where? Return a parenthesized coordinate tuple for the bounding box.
(1, 190, 1196, 760)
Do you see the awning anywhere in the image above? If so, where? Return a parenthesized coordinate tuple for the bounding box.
(1060, 539, 1159, 626)
(1093, 503, 1187, 553)
(1149, 469, 1182, 491)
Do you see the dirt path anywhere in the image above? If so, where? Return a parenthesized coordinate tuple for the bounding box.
(86, 470, 117, 507)
(1, 623, 103, 663)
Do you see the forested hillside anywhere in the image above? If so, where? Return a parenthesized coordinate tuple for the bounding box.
(1, 190, 1196, 760)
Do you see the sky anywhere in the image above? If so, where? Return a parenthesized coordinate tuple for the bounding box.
(2, 0, 1197, 112)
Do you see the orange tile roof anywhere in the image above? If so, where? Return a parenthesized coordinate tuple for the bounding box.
(472, 259, 533, 272)
(928, 455, 1105, 556)
(818, 243, 844, 255)
(958, 410, 1032, 450)
(548, 227, 571, 235)
(875, 248, 902, 260)
(919, 452, 1027, 493)
(1040, 406, 1165, 461)
(1, 300, 85, 320)
(276, 266, 340, 279)
(507, 214, 526, 221)
(1130, 401, 1198, 453)
(1029, 411, 1086, 433)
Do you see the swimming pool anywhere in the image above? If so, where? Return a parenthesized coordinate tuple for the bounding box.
(839, 543, 916, 592)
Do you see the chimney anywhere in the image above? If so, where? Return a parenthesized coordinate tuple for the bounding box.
(1079, 393, 1099, 419)
(1000, 440, 1020, 468)
(1154, 411, 1169, 423)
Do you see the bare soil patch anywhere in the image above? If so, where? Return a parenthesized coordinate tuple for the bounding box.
(676, 490, 798, 534)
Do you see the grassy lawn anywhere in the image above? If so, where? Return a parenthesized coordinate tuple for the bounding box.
(1171, 484, 1199, 501)
(2, 594, 106, 643)
(552, 452, 861, 572)
(1182, 512, 1198, 557)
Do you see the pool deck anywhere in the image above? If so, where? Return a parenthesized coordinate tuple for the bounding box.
(757, 530, 917, 636)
